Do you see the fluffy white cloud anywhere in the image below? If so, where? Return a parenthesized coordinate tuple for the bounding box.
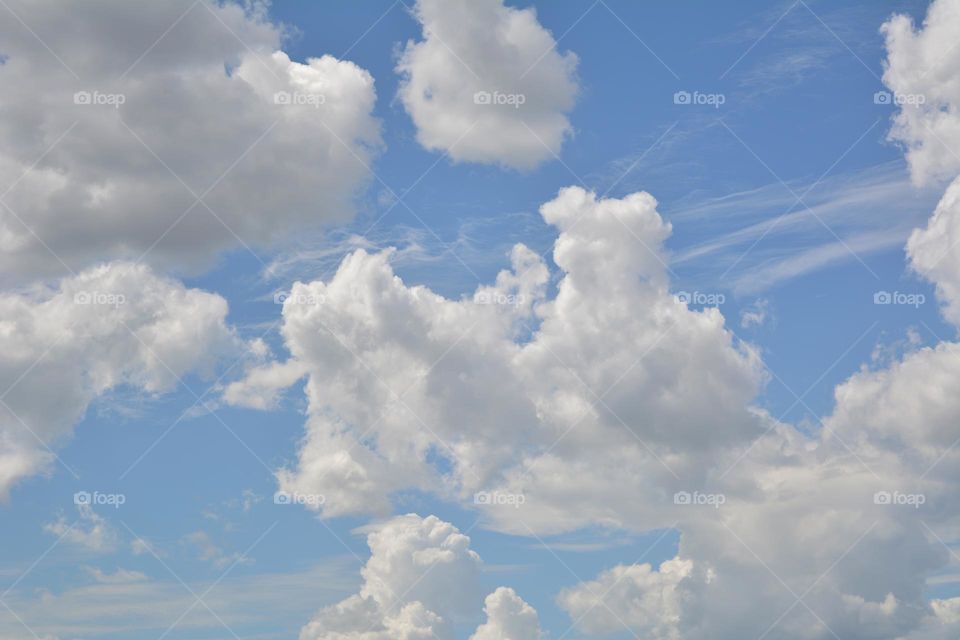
(222, 359, 307, 410)
(0, 261, 239, 497)
(396, 0, 578, 169)
(0, 0, 380, 281)
(882, 0, 960, 185)
(551, 416, 952, 640)
(558, 559, 693, 639)
(227, 186, 766, 526)
(469, 587, 542, 640)
(235, 4, 960, 631)
(230, 178, 960, 638)
(551, 85, 960, 637)
(299, 514, 540, 640)
(908, 175, 960, 326)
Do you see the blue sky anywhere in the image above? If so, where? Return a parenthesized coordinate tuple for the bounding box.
(2, 0, 960, 638)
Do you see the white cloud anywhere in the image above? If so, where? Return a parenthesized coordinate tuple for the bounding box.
(84, 567, 148, 584)
(44, 504, 119, 553)
(0, 0, 380, 281)
(739, 298, 770, 329)
(222, 359, 307, 410)
(550, 167, 960, 638)
(469, 587, 542, 640)
(882, 0, 960, 185)
(0, 261, 239, 497)
(396, 0, 578, 169)
(671, 162, 937, 295)
(0, 560, 357, 638)
(896, 598, 960, 640)
(229, 179, 960, 638)
(183, 530, 254, 570)
(908, 175, 960, 326)
(552, 419, 948, 639)
(299, 514, 539, 640)
(557, 559, 694, 639)
(227, 186, 766, 527)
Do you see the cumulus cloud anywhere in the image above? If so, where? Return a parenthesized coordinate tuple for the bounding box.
(220, 4, 960, 636)
(882, 0, 960, 185)
(0, 261, 239, 497)
(549, 53, 960, 635)
(299, 514, 540, 640)
(396, 0, 578, 169)
(908, 175, 960, 326)
(550, 414, 953, 640)
(0, 0, 380, 281)
(227, 175, 960, 638)
(469, 587, 542, 640)
(557, 559, 693, 639)
(227, 186, 766, 527)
